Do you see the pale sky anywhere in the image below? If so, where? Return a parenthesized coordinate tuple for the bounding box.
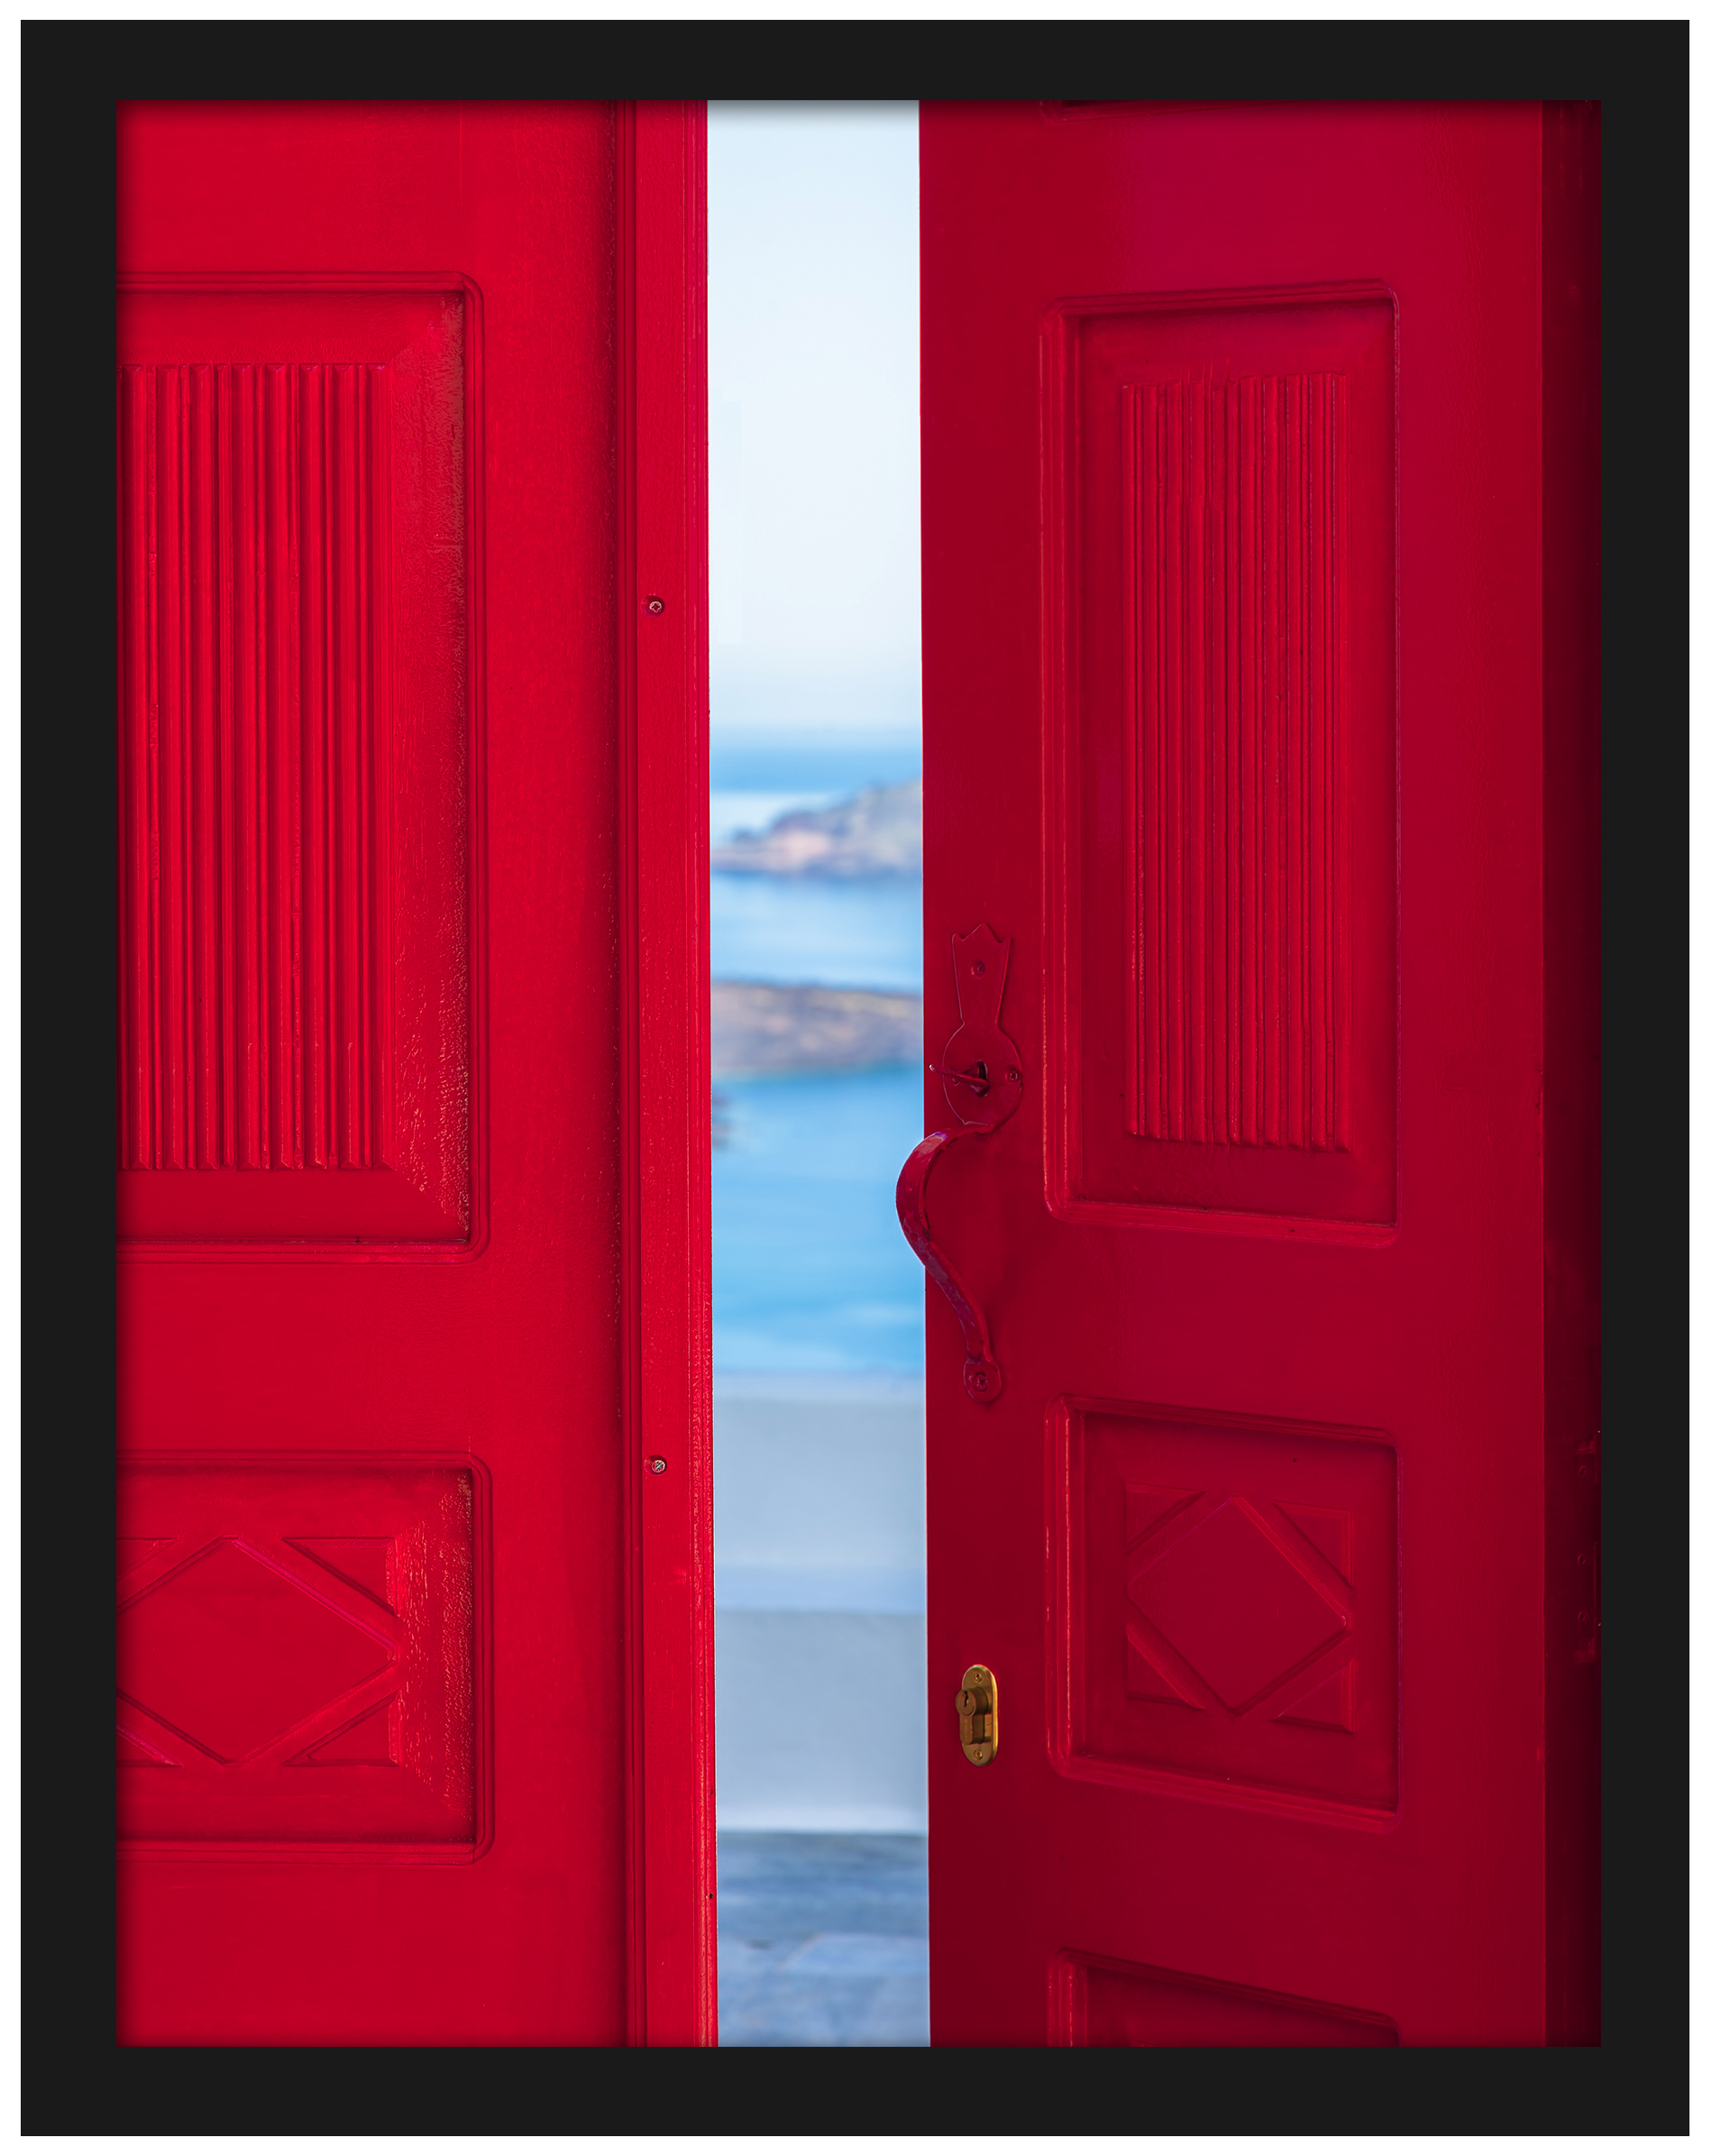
(708, 103, 921, 739)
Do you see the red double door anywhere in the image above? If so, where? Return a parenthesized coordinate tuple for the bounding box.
(118, 100, 1597, 2046)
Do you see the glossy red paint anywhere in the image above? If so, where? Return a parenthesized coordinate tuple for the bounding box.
(116, 102, 713, 2045)
(919, 102, 1598, 2045)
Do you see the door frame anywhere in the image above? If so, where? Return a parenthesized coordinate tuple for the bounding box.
(620, 100, 716, 2047)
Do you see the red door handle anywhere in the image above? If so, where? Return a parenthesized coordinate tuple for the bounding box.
(897, 1127, 1002, 1400)
(897, 925, 1022, 1404)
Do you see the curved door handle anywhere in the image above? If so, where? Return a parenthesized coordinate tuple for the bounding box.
(896, 924, 1021, 1404)
(897, 1127, 1001, 1400)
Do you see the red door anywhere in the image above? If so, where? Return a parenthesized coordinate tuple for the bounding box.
(116, 101, 715, 2044)
(916, 101, 1598, 2044)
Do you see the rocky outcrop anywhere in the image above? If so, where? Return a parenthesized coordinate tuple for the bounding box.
(711, 980, 921, 1076)
(710, 780, 921, 878)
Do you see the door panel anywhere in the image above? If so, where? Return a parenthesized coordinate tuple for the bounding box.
(117, 1456, 484, 1850)
(1054, 1951, 1398, 2047)
(1051, 1400, 1397, 1820)
(919, 101, 1598, 2047)
(1048, 288, 1396, 1226)
(116, 101, 713, 2047)
(117, 284, 477, 1247)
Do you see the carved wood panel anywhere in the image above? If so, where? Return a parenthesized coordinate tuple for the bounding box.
(1052, 1950, 1396, 2046)
(1051, 1399, 1398, 1820)
(117, 283, 481, 1250)
(118, 360, 393, 1175)
(1125, 370, 1350, 1152)
(118, 1456, 487, 1854)
(1047, 289, 1396, 1229)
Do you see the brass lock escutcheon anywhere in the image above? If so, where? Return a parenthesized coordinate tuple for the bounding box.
(957, 1663, 997, 1766)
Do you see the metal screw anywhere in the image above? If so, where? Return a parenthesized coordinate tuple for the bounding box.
(972, 960, 985, 976)
(646, 1455, 667, 1474)
(1005, 1068, 1021, 1084)
(645, 595, 665, 615)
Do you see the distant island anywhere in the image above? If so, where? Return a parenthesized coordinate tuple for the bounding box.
(711, 980, 920, 1077)
(711, 779, 921, 878)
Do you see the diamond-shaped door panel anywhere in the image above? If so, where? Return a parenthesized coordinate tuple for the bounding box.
(118, 1458, 485, 1852)
(1128, 1500, 1347, 1712)
(1053, 1403, 1397, 1816)
(119, 1540, 392, 1761)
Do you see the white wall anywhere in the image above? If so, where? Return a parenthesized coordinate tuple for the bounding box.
(714, 1374, 926, 1831)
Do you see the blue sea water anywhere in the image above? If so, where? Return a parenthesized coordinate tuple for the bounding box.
(709, 730, 920, 797)
(712, 1066, 925, 1373)
(710, 733, 926, 1374)
(710, 874, 922, 995)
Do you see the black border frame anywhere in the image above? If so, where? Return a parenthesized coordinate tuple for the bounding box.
(28, 18, 1680, 2131)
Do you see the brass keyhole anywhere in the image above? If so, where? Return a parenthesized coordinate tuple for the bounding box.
(957, 1663, 997, 1766)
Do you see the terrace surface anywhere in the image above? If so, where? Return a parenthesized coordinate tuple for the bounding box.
(717, 1830, 929, 2047)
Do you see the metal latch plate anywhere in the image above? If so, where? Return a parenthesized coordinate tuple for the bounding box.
(957, 1663, 997, 1766)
